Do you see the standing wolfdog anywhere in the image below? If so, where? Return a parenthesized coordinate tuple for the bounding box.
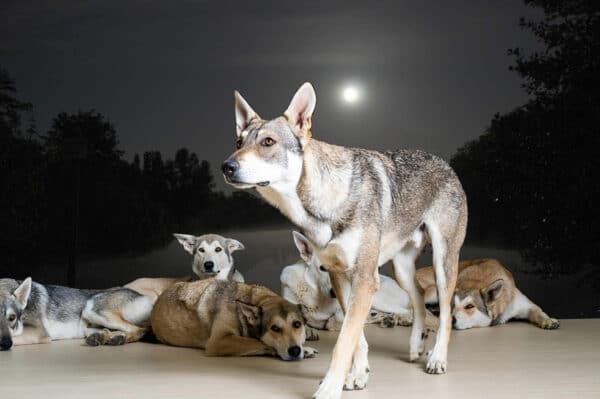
(222, 83, 467, 399)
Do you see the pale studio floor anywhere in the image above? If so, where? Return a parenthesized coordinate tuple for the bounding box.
(1, 319, 599, 399)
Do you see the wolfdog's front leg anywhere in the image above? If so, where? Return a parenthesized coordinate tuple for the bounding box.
(314, 257, 378, 399)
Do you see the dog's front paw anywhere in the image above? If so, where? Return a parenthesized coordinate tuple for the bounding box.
(313, 376, 343, 399)
(303, 346, 319, 359)
(541, 318, 560, 330)
(409, 330, 426, 361)
(343, 362, 369, 390)
(305, 326, 320, 341)
(106, 333, 126, 346)
(425, 349, 447, 374)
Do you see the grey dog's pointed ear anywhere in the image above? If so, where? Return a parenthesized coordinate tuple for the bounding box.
(292, 231, 313, 263)
(481, 279, 504, 304)
(226, 238, 245, 253)
(236, 301, 262, 329)
(284, 82, 316, 142)
(234, 90, 259, 136)
(14, 277, 32, 309)
(173, 233, 197, 255)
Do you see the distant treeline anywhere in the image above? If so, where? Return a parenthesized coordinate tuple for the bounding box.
(450, 0, 599, 275)
(0, 68, 285, 271)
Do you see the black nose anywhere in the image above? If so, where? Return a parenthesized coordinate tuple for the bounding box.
(288, 345, 301, 358)
(204, 261, 214, 272)
(221, 160, 239, 178)
(452, 316, 457, 326)
(0, 337, 13, 351)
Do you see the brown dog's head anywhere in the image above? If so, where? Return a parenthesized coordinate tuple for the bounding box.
(236, 298, 307, 360)
(221, 83, 316, 191)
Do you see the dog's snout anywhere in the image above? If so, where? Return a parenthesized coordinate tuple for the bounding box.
(0, 337, 13, 351)
(204, 261, 215, 272)
(288, 345, 301, 358)
(221, 159, 239, 178)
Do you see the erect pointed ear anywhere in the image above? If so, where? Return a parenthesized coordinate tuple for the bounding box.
(236, 301, 262, 329)
(481, 279, 504, 304)
(173, 233, 197, 255)
(284, 82, 316, 137)
(226, 238, 245, 253)
(292, 231, 313, 263)
(14, 277, 32, 309)
(234, 90, 259, 136)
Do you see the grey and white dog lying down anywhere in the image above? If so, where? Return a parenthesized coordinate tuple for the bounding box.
(174, 233, 245, 282)
(0, 277, 154, 350)
(281, 232, 438, 332)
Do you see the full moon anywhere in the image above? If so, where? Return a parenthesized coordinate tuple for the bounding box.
(342, 86, 360, 104)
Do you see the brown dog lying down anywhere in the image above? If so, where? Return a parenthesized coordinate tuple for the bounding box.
(417, 259, 559, 330)
(150, 279, 318, 360)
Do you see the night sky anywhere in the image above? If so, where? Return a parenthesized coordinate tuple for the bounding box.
(1, 1, 539, 188)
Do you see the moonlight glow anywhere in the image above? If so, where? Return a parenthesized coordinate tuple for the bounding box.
(342, 86, 360, 104)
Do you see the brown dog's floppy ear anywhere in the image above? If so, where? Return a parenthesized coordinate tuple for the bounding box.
(284, 82, 316, 143)
(236, 301, 262, 329)
(234, 91, 259, 136)
(481, 279, 504, 304)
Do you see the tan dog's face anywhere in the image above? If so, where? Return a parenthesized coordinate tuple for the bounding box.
(452, 291, 491, 329)
(222, 83, 316, 190)
(260, 302, 307, 361)
(452, 279, 504, 330)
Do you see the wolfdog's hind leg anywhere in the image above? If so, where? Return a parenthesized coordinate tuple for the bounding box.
(392, 243, 426, 361)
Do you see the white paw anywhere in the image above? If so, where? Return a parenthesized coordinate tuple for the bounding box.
(409, 330, 426, 361)
(343, 362, 369, 390)
(305, 326, 320, 341)
(303, 346, 319, 359)
(426, 348, 447, 374)
(313, 377, 343, 399)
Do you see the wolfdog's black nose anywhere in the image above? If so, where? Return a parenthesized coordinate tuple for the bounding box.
(0, 337, 12, 350)
(204, 261, 214, 271)
(452, 316, 457, 327)
(288, 345, 301, 358)
(221, 159, 239, 177)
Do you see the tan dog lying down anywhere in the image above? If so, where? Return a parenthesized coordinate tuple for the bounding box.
(417, 259, 559, 330)
(151, 279, 318, 360)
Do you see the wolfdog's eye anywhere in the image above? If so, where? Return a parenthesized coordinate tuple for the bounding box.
(215, 247, 222, 252)
(198, 248, 205, 253)
(292, 321, 302, 329)
(270, 325, 281, 333)
(236, 138, 243, 149)
(465, 304, 475, 310)
(7, 314, 16, 322)
(261, 137, 275, 147)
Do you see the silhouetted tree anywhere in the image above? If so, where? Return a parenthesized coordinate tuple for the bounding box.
(451, 0, 600, 275)
(0, 67, 46, 271)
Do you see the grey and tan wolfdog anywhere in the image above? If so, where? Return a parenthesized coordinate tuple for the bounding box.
(0, 277, 154, 349)
(222, 82, 467, 399)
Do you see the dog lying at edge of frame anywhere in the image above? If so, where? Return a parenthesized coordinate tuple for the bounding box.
(416, 258, 560, 330)
(149, 278, 318, 360)
(0, 277, 186, 350)
(281, 231, 439, 333)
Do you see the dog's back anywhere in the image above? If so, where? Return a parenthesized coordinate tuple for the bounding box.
(151, 279, 278, 348)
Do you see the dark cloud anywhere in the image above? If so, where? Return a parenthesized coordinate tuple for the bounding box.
(0, 0, 540, 188)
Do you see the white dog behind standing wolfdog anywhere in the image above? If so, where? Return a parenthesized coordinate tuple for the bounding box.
(282, 231, 438, 331)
